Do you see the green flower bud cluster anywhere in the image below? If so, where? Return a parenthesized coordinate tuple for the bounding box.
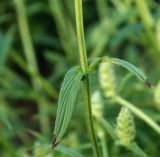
(116, 107, 136, 146)
(91, 90, 103, 120)
(91, 91, 104, 138)
(99, 62, 117, 98)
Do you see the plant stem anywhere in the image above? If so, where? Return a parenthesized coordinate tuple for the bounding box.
(83, 79, 101, 157)
(49, 0, 75, 60)
(75, 0, 88, 72)
(15, 0, 38, 77)
(96, 123, 108, 157)
(15, 0, 49, 134)
(135, 0, 160, 55)
(75, 0, 101, 156)
(100, 134, 108, 157)
(10, 51, 59, 99)
(114, 95, 160, 134)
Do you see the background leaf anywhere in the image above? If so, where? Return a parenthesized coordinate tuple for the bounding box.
(127, 143, 148, 157)
(0, 26, 15, 72)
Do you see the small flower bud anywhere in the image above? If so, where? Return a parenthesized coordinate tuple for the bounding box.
(99, 62, 117, 97)
(91, 91, 103, 120)
(91, 91, 105, 138)
(116, 107, 136, 146)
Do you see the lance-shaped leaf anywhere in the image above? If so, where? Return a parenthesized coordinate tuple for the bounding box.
(52, 66, 83, 147)
(100, 57, 151, 87)
(127, 143, 148, 157)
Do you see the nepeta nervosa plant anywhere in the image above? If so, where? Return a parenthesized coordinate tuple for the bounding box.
(52, 0, 160, 157)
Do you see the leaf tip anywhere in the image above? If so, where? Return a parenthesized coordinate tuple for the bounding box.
(52, 134, 59, 149)
(145, 79, 153, 88)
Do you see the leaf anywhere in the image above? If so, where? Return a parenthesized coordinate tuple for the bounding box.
(0, 101, 12, 130)
(0, 14, 13, 24)
(52, 66, 83, 147)
(100, 57, 151, 87)
(110, 23, 142, 48)
(127, 142, 148, 157)
(55, 145, 85, 157)
(0, 26, 15, 71)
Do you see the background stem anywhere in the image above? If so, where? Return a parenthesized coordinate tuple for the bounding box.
(15, 0, 49, 134)
(114, 95, 160, 134)
(75, 0, 101, 156)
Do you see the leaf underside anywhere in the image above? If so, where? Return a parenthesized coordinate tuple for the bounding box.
(52, 66, 83, 147)
(100, 57, 151, 88)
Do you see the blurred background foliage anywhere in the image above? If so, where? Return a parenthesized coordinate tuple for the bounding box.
(0, 0, 160, 156)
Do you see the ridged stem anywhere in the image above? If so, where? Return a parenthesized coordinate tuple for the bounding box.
(75, 0, 88, 72)
(114, 95, 160, 135)
(75, 0, 101, 156)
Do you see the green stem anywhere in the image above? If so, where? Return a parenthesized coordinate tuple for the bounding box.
(75, 0, 88, 72)
(49, 0, 73, 59)
(75, 0, 101, 156)
(97, 125, 108, 157)
(100, 134, 108, 157)
(10, 51, 59, 99)
(135, 0, 160, 54)
(15, 0, 49, 134)
(114, 95, 160, 135)
(15, 0, 38, 77)
(83, 78, 101, 157)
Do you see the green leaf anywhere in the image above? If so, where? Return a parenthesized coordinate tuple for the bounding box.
(100, 57, 151, 87)
(55, 145, 85, 157)
(127, 142, 148, 157)
(52, 66, 83, 147)
(0, 101, 12, 130)
(0, 26, 15, 71)
(110, 23, 142, 48)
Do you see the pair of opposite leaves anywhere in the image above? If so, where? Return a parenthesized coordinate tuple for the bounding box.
(52, 57, 151, 148)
